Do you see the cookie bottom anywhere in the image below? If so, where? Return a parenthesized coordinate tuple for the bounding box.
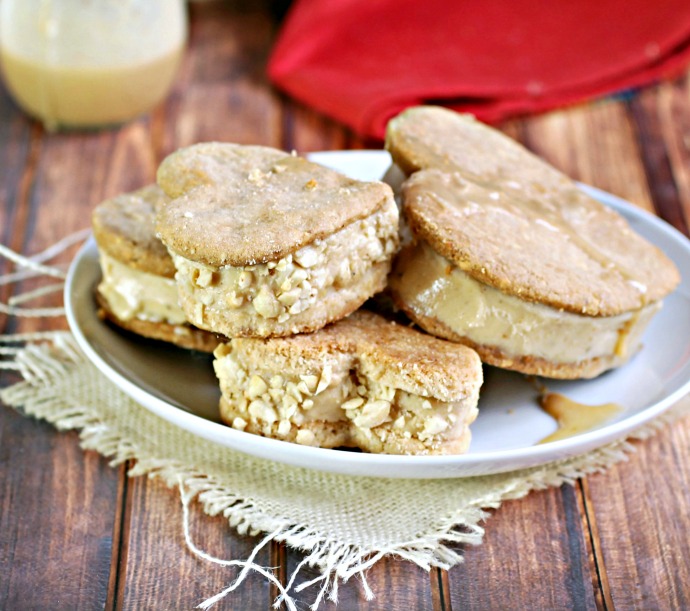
(96, 292, 220, 353)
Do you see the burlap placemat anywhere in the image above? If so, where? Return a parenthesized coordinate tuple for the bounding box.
(1, 238, 688, 609)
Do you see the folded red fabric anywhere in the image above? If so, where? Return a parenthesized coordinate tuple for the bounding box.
(268, 0, 690, 139)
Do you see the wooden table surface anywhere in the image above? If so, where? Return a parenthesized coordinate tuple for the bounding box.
(1, 3, 689, 610)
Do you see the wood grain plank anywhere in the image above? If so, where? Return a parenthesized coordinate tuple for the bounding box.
(283, 548, 435, 611)
(578, 479, 614, 611)
(0, 84, 38, 334)
(270, 541, 288, 608)
(584, 414, 690, 610)
(430, 567, 451, 611)
(584, 73, 690, 611)
(0, 77, 156, 611)
(629, 83, 690, 231)
(0, 84, 33, 250)
(283, 98, 350, 153)
(447, 486, 597, 610)
(119, 476, 272, 610)
(104, 465, 130, 610)
(0, 405, 122, 610)
(160, 1, 282, 156)
(653, 74, 690, 229)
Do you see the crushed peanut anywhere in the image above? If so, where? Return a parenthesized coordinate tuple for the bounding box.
(213, 347, 479, 453)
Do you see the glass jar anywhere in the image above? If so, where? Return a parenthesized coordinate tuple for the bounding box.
(0, 0, 188, 130)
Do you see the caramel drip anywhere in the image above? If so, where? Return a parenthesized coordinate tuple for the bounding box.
(614, 310, 641, 357)
(538, 392, 622, 444)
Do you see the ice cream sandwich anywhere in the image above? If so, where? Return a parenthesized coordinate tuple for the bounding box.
(213, 310, 482, 455)
(156, 143, 399, 338)
(386, 107, 680, 378)
(92, 184, 219, 352)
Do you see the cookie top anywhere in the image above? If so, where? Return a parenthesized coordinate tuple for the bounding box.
(157, 142, 287, 199)
(403, 169, 680, 316)
(92, 184, 175, 278)
(156, 144, 394, 267)
(385, 106, 569, 194)
(231, 310, 482, 402)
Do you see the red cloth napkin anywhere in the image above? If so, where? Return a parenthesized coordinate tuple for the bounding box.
(268, 0, 690, 139)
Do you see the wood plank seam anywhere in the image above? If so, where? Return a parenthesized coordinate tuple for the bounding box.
(627, 96, 690, 235)
(578, 479, 614, 611)
(112, 460, 135, 611)
(104, 463, 131, 611)
(436, 567, 451, 611)
(269, 541, 288, 610)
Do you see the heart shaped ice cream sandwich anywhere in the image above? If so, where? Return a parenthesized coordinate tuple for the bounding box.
(386, 107, 680, 378)
(213, 310, 483, 455)
(92, 185, 219, 352)
(156, 143, 400, 338)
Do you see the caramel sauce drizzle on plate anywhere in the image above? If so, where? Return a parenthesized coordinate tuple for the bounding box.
(538, 392, 622, 444)
(526, 376, 623, 444)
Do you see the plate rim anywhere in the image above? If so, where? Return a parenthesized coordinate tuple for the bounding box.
(64, 149, 690, 478)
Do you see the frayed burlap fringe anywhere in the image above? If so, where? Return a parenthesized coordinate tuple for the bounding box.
(2, 332, 688, 610)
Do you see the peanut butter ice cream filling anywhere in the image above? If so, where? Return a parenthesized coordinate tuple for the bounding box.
(391, 242, 661, 366)
(97, 252, 188, 325)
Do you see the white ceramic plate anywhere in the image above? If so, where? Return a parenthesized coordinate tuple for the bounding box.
(65, 150, 690, 479)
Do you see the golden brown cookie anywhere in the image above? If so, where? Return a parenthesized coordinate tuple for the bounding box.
(385, 106, 567, 192)
(156, 143, 399, 338)
(385, 107, 679, 378)
(213, 310, 482, 455)
(157, 142, 287, 200)
(92, 184, 175, 277)
(92, 185, 219, 352)
(400, 169, 678, 316)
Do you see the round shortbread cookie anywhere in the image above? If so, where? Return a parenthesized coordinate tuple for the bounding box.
(157, 142, 287, 200)
(386, 106, 568, 190)
(386, 106, 679, 316)
(402, 168, 679, 316)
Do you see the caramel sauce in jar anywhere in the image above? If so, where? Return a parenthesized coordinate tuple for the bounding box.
(0, 0, 187, 130)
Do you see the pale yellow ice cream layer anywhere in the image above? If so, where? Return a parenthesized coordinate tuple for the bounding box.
(98, 252, 188, 325)
(391, 242, 660, 364)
